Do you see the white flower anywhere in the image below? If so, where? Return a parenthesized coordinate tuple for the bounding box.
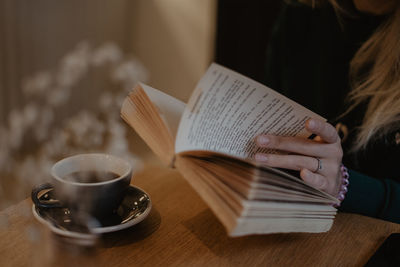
(109, 119, 126, 137)
(22, 71, 52, 96)
(99, 92, 114, 110)
(47, 87, 70, 106)
(1, 41, 147, 196)
(106, 138, 127, 155)
(56, 42, 90, 88)
(91, 134, 103, 147)
(37, 156, 54, 180)
(41, 129, 68, 157)
(8, 109, 24, 129)
(105, 118, 130, 156)
(34, 107, 54, 141)
(114, 92, 128, 108)
(112, 59, 149, 90)
(91, 42, 122, 66)
(8, 109, 25, 149)
(16, 155, 52, 188)
(23, 103, 39, 127)
(15, 156, 40, 187)
(65, 110, 107, 148)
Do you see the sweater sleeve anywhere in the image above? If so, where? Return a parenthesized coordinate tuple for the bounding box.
(339, 169, 400, 223)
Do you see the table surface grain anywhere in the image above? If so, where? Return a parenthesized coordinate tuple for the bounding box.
(1, 163, 399, 267)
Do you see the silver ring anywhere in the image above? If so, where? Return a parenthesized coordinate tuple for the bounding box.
(314, 158, 322, 173)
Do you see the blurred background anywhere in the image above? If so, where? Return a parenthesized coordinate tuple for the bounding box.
(0, 0, 280, 209)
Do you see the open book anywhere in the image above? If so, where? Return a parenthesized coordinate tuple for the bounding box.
(121, 63, 339, 237)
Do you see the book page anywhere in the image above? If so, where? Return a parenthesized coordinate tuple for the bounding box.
(121, 84, 178, 165)
(140, 83, 186, 139)
(184, 152, 338, 204)
(175, 155, 334, 236)
(175, 63, 325, 159)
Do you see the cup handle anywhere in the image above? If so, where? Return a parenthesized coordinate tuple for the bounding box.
(31, 183, 62, 208)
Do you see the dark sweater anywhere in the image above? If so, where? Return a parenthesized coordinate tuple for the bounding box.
(263, 1, 400, 223)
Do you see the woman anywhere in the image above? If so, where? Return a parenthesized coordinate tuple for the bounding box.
(255, 0, 400, 222)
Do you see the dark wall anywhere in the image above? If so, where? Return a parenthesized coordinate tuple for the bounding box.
(215, 0, 281, 84)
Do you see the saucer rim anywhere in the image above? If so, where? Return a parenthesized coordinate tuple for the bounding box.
(32, 185, 152, 237)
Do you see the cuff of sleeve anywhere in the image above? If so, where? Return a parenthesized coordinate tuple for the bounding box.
(339, 169, 400, 223)
(339, 169, 385, 217)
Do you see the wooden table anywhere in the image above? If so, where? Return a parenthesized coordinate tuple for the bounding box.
(1, 163, 399, 267)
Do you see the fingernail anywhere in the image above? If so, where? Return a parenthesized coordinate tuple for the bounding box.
(256, 136, 269, 146)
(255, 153, 268, 162)
(308, 119, 316, 129)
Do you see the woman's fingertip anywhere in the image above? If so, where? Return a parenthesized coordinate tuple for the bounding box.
(255, 153, 268, 162)
(307, 119, 316, 130)
(256, 135, 270, 146)
(300, 168, 308, 177)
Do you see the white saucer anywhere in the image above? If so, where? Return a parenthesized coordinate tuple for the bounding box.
(32, 185, 152, 239)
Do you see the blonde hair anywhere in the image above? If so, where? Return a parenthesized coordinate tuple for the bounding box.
(300, 0, 400, 149)
(347, 4, 400, 149)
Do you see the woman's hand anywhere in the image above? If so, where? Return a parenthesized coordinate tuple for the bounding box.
(254, 119, 343, 197)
